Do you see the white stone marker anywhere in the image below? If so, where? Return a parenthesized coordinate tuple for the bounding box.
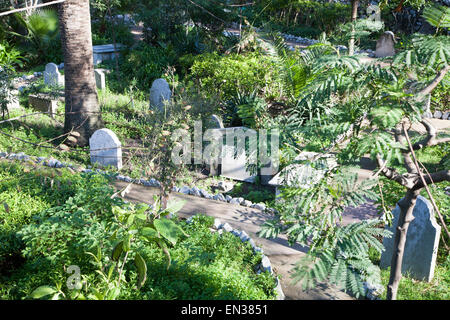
(149, 78, 171, 112)
(44, 63, 64, 87)
(380, 196, 441, 282)
(94, 69, 106, 90)
(218, 127, 257, 183)
(375, 31, 396, 58)
(89, 128, 123, 169)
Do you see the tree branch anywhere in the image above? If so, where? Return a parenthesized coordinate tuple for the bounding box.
(412, 119, 450, 150)
(376, 154, 417, 189)
(417, 65, 450, 98)
(412, 170, 450, 190)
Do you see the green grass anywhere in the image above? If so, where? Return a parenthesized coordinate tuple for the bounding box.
(379, 262, 450, 300)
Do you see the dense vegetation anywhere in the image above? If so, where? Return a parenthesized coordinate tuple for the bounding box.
(0, 0, 449, 300)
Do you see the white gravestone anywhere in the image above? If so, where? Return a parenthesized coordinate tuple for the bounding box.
(380, 196, 441, 282)
(375, 31, 396, 58)
(94, 69, 106, 90)
(149, 78, 171, 111)
(89, 128, 123, 169)
(217, 127, 257, 183)
(44, 63, 64, 87)
(92, 44, 125, 66)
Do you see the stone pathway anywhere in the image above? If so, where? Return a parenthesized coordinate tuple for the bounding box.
(114, 180, 357, 300)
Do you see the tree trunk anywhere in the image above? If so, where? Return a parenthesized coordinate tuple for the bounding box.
(58, 0, 102, 147)
(348, 0, 359, 56)
(386, 189, 420, 300)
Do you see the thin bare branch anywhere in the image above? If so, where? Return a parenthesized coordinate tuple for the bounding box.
(417, 65, 450, 98)
(402, 123, 450, 244)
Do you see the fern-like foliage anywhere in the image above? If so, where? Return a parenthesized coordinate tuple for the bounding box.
(259, 164, 390, 298)
(422, 3, 450, 32)
(291, 219, 391, 298)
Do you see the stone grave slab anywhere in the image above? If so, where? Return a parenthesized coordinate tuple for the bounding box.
(28, 94, 58, 118)
(89, 128, 123, 169)
(44, 63, 64, 87)
(380, 195, 441, 282)
(375, 31, 396, 58)
(94, 69, 106, 90)
(149, 78, 171, 112)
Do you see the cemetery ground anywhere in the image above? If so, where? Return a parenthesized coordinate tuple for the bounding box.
(1, 1, 450, 302)
(0, 82, 449, 300)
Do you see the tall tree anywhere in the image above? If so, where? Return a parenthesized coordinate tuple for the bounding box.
(348, 0, 359, 56)
(58, 0, 102, 146)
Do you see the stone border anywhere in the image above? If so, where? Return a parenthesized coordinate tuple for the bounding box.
(185, 215, 285, 300)
(0, 151, 275, 214)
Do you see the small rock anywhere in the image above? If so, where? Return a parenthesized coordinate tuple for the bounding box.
(433, 110, 443, 119)
(218, 181, 234, 192)
(225, 195, 232, 202)
(242, 200, 252, 207)
(423, 111, 433, 119)
(213, 218, 222, 229)
(231, 229, 241, 236)
(190, 186, 201, 197)
(230, 198, 240, 205)
(180, 186, 191, 194)
(261, 255, 272, 274)
(222, 223, 233, 232)
(239, 231, 250, 242)
(442, 111, 449, 120)
(254, 246, 264, 254)
(0, 152, 7, 158)
(275, 278, 285, 300)
(199, 189, 210, 198)
(251, 203, 266, 211)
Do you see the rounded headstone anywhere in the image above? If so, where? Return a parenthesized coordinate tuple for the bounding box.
(149, 78, 171, 111)
(89, 128, 122, 169)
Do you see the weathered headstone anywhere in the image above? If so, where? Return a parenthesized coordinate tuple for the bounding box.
(28, 94, 58, 118)
(94, 69, 106, 90)
(380, 196, 441, 282)
(218, 127, 257, 183)
(375, 31, 396, 58)
(149, 78, 171, 111)
(44, 63, 64, 87)
(89, 128, 123, 169)
(92, 44, 125, 66)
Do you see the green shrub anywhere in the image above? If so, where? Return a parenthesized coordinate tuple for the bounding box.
(0, 166, 276, 300)
(189, 52, 279, 102)
(116, 43, 177, 92)
(252, 0, 351, 35)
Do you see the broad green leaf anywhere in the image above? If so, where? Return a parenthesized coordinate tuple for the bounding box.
(153, 218, 180, 246)
(111, 241, 123, 261)
(141, 227, 159, 239)
(30, 286, 57, 299)
(162, 200, 186, 216)
(134, 253, 147, 289)
(123, 234, 132, 252)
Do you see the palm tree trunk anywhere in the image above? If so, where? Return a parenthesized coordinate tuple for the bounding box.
(348, 0, 359, 56)
(58, 0, 102, 146)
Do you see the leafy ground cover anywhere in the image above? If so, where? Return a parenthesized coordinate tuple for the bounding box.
(0, 161, 276, 300)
